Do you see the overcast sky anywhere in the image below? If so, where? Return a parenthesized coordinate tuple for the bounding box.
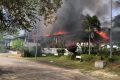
(19, 0, 120, 36)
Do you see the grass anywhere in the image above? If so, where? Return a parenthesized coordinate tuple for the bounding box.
(26, 55, 120, 76)
(26, 56, 98, 71)
(106, 62, 120, 75)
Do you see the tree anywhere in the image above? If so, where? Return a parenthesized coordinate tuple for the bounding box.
(11, 39, 24, 51)
(0, 0, 62, 32)
(83, 15, 101, 55)
(83, 15, 101, 32)
(113, 15, 120, 28)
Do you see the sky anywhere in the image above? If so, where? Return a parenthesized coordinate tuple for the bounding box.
(113, 0, 120, 17)
(113, 9, 120, 17)
(19, 0, 120, 36)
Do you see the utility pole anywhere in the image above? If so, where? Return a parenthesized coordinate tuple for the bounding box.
(35, 36, 38, 60)
(33, 31, 38, 59)
(88, 26, 91, 55)
(27, 31, 30, 53)
(110, 0, 113, 58)
(34, 27, 39, 60)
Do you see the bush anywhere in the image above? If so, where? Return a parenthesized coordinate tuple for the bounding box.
(94, 56, 104, 61)
(30, 46, 42, 57)
(62, 52, 75, 60)
(67, 45, 77, 53)
(0, 45, 7, 53)
(11, 39, 24, 51)
(71, 53, 77, 60)
(46, 53, 54, 56)
(107, 56, 120, 63)
(99, 48, 109, 56)
(23, 49, 34, 57)
(22, 45, 43, 57)
(57, 48, 65, 56)
(59, 56, 70, 60)
(108, 58, 115, 63)
(81, 47, 89, 54)
(81, 54, 94, 61)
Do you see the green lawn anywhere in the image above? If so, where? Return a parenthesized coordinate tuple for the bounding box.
(26, 55, 120, 75)
(26, 56, 98, 71)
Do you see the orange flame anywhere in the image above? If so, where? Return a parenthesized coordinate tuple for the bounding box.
(45, 31, 68, 37)
(53, 31, 68, 36)
(45, 34, 51, 37)
(96, 31, 109, 41)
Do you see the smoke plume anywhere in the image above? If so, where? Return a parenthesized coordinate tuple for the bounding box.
(51, 0, 111, 41)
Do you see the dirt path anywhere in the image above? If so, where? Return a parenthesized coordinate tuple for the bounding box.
(0, 54, 100, 80)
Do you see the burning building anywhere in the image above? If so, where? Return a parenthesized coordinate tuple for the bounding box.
(43, 29, 110, 49)
(23, 0, 120, 56)
(44, 0, 111, 48)
(44, 31, 68, 48)
(25, 0, 111, 49)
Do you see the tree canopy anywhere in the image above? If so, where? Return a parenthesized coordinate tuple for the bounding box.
(11, 39, 24, 51)
(83, 15, 101, 32)
(82, 15, 101, 41)
(0, 0, 62, 32)
(113, 15, 120, 28)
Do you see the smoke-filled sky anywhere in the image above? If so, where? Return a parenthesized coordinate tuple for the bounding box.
(21, 0, 120, 40)
(113, 0, 120, 16)
(43, 0, 120, 42)
(52, 0, 111, 32)
(50, 0, 120, 31)
(48, 0, 112, 40)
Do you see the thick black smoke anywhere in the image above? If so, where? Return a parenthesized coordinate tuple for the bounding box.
(112, 0, 120, 43)
(112, 15, 120, 43)
(114, 0, 120, 9)
(51, 0, 110, 41)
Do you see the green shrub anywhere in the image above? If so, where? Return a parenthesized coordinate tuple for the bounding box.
(94, 56, 104, 61)
(30, 46, 42, 57)
(57, 48, 65, 56)
(90, 47, 99, 54)
(71, 54, 77, 60)
(99, 48, 109, 56)
(81, 47, 89, 54)
(0, 45, 7, 53)
(22, 46, 42, 57)
(46, 53, 54, 56)
(59, 56, 70, 60)
(81, 54, 94, 61)
(11, 39, 24, 51)
(65, 53, 75, 60)
(107, 56, 120, 63)
(67, 52, 79, 60)
(108, 58, 115, 63)
(23, 49, 34, 57)
(57, 48, 65, 53)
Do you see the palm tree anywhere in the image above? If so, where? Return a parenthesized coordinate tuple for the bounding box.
(83, 15, 101, 55)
